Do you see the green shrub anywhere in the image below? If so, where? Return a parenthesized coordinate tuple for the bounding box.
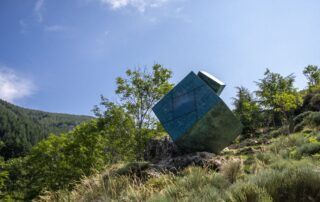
(306, 112, 320, 128)
(227, 183, 272, 202)
(269, 126, 289, 137)
(297, 142, 320, 156)
(269, 133, 305, 154)
(294, 111, 320, 132)
(249, 165, 320, 202)
(310, 93, 320, 110)
(255, 152, 274, 164)
(221, 160, 243, 183)
(294, 111, 312, 126)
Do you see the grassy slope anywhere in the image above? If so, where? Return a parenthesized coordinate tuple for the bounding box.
(38, 130, 320, 202)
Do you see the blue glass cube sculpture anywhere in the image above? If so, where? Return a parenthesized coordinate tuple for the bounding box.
(152, 71, 242, 153)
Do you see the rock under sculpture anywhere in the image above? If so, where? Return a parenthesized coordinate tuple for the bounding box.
(152, 71, 242, 153)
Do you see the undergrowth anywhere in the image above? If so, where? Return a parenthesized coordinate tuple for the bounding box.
(37, 131, 320, 202)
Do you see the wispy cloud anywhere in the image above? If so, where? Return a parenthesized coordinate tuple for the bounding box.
(19, 20, 28, 34)
(44, 25, 66, 32)
(99, 0, 169, 12)
(34, 0, 45, 22)
(0, 67, 35, 103)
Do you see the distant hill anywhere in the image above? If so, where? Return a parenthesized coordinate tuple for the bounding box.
(0, 99, 93, 159)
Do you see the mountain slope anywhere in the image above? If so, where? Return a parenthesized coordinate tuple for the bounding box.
(0, 99, 93, 159)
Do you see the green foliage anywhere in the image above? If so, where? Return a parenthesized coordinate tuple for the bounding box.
(227, 183, 272, 202)
(95, 100, 137, 162)
(254, 69, 303, 133)
(294, 111, 320, 132)
(249, 164, 320, 202)
(233, 87, 261, 136)
(0, 156, 9, 200)
(1, 65, 173, 200)
(151, 167, 229, 202)
(20, 101, 141, 200)
(303, 65, 320, 88)
(117, 64, 173, 153)
(2, 157, 27, 200)
(0, 99, 92, 159)
(96, 64, 173, 159)
(4, 65, 320, 202)
(274, 92, 302, 113)
(38, 158, 320, 202)
(273, 92, 302, 133)
(23, 120, 108, 199)
(301, 87, 320, 111)
(296, 142, 320, 156)
(256, 68, 296, 110)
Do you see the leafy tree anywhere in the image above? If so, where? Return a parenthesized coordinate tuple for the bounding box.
(2, 157, 27, 201)
(114, 64, 173, 158)
(94, 99, 137, 162)
(255, 69, 296, 127)
(24, 121, 108, 199)
(233, 87, 261, 137)
(274, 92, 302, 133)
(303, 65, 320, 88)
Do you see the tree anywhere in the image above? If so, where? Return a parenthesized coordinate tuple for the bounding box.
(24, 121, 109, 199)
(114, 64, 173, 157)
(303, 65, 320, 88)
(94, 98, 137, 162)
(233, 87, 261, 137)
(274, 92, 302, 133)
(255, 69, 296, 127)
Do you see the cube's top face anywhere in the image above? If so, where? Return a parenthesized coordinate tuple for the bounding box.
(198, 71, 226, 96)
(152, 71, 221, 141)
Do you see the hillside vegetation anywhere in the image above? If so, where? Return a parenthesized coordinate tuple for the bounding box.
(1, 64, 320, 201)
(0, 99, 92, 159)
(39, 131, 320, 202)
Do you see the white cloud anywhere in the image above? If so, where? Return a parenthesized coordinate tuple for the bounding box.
(44, 25, 66, 32)
(100, 0, 168, 12)
(34, 0, 45, 22)
(0, 67, 35, 103)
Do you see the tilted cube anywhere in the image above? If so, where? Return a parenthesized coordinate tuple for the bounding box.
(152, 71, 242, 153)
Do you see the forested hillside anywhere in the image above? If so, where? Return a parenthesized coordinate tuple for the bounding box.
(0, 99, 92, 159)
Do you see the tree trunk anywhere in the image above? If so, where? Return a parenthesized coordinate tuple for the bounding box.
(289, 115, 294, 134)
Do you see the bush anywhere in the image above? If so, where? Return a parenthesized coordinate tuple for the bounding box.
(269, 126, 289, 137)
(294, 112, 312, 132)
(310, 93, 320, 111)
(255, 152, 274, 165)
(297, 142, 320, 156)
(294, 111, 320, 132)
(307, 112, 320, 128)
(221, 160, 243, 183)
(269, 133, 306, 154)
(249, 164, 320, 202)
(227, 183, 272, 202)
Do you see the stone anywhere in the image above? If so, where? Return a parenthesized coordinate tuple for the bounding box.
(144, 136, 183, 163)
(144, 137, 224, 171)
(152, 71, 242, 153)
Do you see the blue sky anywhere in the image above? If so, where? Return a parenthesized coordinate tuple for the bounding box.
(1, 0, 320, 115)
